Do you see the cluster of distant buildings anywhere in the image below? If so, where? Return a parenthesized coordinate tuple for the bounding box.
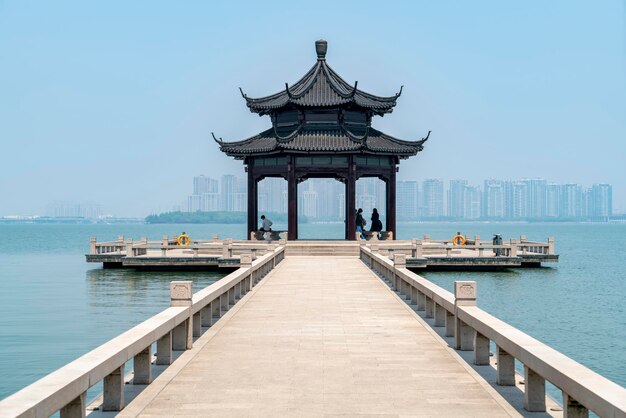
(399, 179, 612, 221)
(180, 175, 614, 222)
(45, 201, 103, 219)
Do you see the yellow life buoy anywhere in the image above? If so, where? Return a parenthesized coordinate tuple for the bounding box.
(177, 234, 190, 246)
(452, 234, 466, 246)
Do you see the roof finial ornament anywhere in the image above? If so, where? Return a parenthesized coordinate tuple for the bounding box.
(315, 39, 327, 60)
(211, 132, 224, 144)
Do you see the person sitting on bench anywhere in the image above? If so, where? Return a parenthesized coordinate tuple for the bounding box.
(260, 215, 273, 232)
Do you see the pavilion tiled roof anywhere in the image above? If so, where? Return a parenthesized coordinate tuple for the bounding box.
(213, 126, 428, 159)
(240, 40, 402, 116)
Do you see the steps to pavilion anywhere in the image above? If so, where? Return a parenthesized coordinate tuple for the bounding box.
(285, 240, 360, 256)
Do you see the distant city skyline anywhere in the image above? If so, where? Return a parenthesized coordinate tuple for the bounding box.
(174, 174, 615, 222)
(1, 3, 624, 217)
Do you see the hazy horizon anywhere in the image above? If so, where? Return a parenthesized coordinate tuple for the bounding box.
(1, 1, 625, 217)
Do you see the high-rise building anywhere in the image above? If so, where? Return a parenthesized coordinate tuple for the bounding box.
(448, 180, 467, 218)
(397, 181, 418, 220)
(220, 175, 237, 211)
(546, 184, 560, 218)
(463, 185, 481, 219)
(421, 179, 444, 218)
(511, 181, 529, 218)
(193, 175, 218, 195)
(483, 180, 506, 219)
(560, 184, 583, 218)
(590, 184, 612, 220)
(526, 179, 547, 218)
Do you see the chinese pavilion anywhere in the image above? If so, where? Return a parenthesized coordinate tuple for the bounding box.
(214, 40, 430, 240)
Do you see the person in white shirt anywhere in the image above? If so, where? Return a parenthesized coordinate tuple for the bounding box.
(260, 215, 273, 232)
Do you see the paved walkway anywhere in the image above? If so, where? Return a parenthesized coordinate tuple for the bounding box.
(121, 257, 517, 417)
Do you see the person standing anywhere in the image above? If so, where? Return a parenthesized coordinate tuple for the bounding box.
(355, 208, 365, 239)
(370, 208, 383, 233)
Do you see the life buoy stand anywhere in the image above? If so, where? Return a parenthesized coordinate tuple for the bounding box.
(177, 234, 190, 246)
(452, 234, 466, 246)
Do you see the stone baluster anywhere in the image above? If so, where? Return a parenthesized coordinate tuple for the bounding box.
(548, 237, 555, 255)
(161, 235, 168, 257)
(133, 346, 152, 385)
(524, 366, 546, 412)
(496, 345, 515, 386)
(125, 239, 133, 257)
(156, 331, 172, 365)
(434, 303, 446, 327)
(60, 392, 86, 418)
(415, 240, 423, 258)
(454, 281, 476, 351)
(510, 239, 517, 257)
(170, 281, 193, 350)
(102, 365, 124, 411)
(562, 393, 588, 418)
(393, 254, 406, 294)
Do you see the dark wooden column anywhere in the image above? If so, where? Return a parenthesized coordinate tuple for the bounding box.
(247, 160, 258, 239)
(287, 156, 298, 240)
(385, 164, 397, 239)
(346, 157, 356, 240)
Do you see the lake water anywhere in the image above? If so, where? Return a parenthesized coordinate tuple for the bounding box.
(0, 222, 624, 402)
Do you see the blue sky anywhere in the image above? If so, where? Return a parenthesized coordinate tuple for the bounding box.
(1, 1, 624, 216)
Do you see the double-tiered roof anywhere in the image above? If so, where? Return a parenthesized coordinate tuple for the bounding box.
(214, 40, 429, 159)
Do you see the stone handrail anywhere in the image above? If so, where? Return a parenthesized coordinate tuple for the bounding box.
(89, 236, 281, 260)
(0, 246, 285, 418)
(360, 246, 626, 417)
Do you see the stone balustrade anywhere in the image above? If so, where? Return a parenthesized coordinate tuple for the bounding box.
(360, 246, 626, 418)
(0, 246, 285, 418)
(89, 236, 278, 259)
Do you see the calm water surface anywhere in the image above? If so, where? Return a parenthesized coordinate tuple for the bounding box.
(0, 222, 624, 401)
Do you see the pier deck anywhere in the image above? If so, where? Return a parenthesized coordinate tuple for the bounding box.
(118, 256, 516, 417)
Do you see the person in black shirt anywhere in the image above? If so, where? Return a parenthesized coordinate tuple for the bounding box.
(370, 208, 383, 237)
(355, 208, 365, 238)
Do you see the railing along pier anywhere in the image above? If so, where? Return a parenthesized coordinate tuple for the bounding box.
(361, 246, 626, 417)
(0, 247, 285, 417)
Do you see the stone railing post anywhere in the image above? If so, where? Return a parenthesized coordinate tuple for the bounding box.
(89, 237, 97, 255)
(222, 242, 230, 259)
(103, 365, 124, 411)
(393, 254, 406, 292)
(524, 365, 546, 412)
(212, 234, 219, 242)
(423, 234, 430, 243)
(415, 240, 423, 258)
(60, 392, 86, 418)
(548, 237, 555, 255)
(118, 235, 124, 242)
(562, 393, 588, 417)
(496, 345, 515, 386)
(170, 281, 193, 350)
(161, 235, 168, 257)
(240, 253, 253, 290)
(474, 235, 480, 246)
(125, 239, 133, 257)
(454, 281, 476, 351)
(520, 235, 526, 242)
(510, 239, 517, 257)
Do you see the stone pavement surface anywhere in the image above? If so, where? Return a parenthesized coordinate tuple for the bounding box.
(122, 256, 517, 417)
